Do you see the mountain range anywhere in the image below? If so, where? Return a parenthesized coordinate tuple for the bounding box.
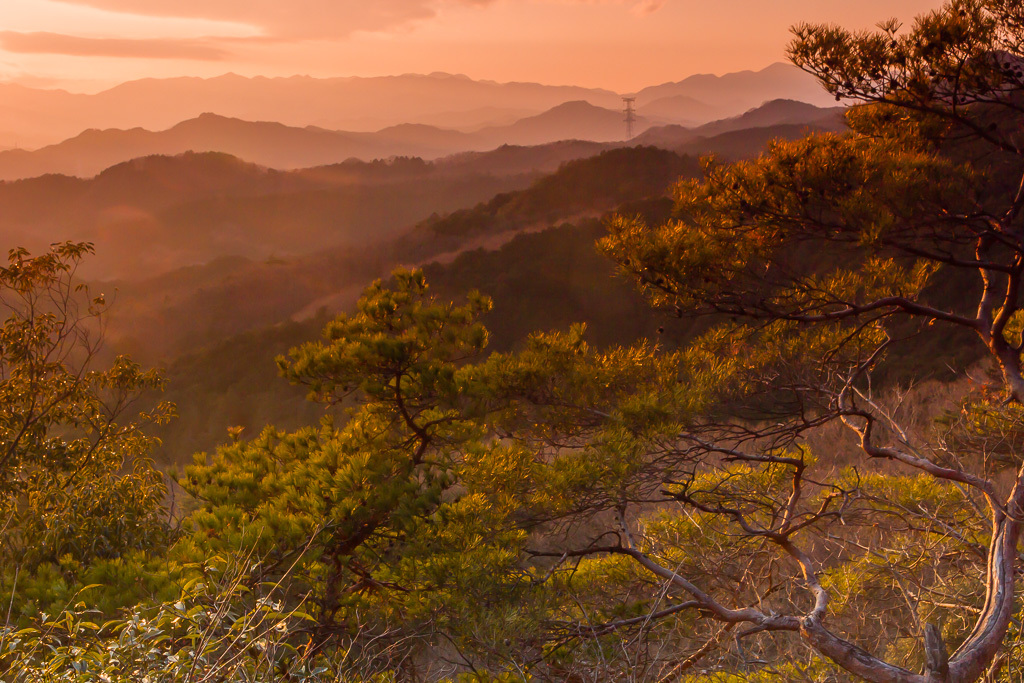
(0, 76, 850, 460)
(634, 62, 836, 113)
(631, 99, 845, 158)
(0, 152, 538, 279)
(0, 101, 648, 181)
(0, 63, 835, 150)
(0, 99, 843, 181)
(0, 99, 846, 283)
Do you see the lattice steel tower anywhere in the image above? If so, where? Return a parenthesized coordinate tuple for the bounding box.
(623, 97, 637, 139)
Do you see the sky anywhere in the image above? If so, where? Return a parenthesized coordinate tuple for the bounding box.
(0, 0, 944, 93)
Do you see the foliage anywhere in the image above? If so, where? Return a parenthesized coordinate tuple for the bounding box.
(581, 1, 1024, 681)
(0, 242, 173, 618)
(177, 270, 535, 665)
(0, 559, 398, 682)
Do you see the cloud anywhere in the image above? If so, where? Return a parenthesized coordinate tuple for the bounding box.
(49, 0, 663, 41)
(46, 1, 478, 39)
(0, 31, 229, 60)
(631, 0, 666, 15)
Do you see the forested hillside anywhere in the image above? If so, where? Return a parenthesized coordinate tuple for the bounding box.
(140, 151, 697, 462)
(96, 146, 699, 363)
(0, 152, 537, 278)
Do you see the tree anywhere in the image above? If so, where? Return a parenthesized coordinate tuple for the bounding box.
(179, 270, 533, 670)
(0, 242, 171, 616)
(561, 1, 1024, 680)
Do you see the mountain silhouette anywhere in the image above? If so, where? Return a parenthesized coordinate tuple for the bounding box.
(0, 151, 536, 279)
(0, 102, 645, 181)
(631, 100, 846, 153)
(692, 99, 844, 136)
(472, 101, 644, 147)
(0, 73, 622, 149)
(634, 63, 835, 117)
(0, 64, 830, 149)
(638, 94, 719, 127)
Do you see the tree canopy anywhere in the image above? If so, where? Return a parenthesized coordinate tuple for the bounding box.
(590, 1, 1024, 680)
(0, 243, 172, 619)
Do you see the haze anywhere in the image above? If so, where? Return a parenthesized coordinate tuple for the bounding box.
(2, 0, 942, 93)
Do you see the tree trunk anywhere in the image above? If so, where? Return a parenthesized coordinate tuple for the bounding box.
(924, 623, 950, 683)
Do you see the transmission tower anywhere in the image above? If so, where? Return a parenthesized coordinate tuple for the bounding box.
(623, 96, 637, 139)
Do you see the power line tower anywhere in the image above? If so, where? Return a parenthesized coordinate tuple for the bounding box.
(623, 96, 637, 140)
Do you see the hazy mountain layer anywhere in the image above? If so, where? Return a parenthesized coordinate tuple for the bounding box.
(0, 63, 829, 149)
(0, 152, 537, 279)
(96, 146, 699, 363)
(0, 101, 650, 181)
(635, 62, 837, 111)
(632, 99, 847, 159)
(0, 99, 840, 182)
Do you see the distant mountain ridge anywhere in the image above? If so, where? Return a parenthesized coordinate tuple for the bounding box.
(0, 98, 847, 280)
(0, 115, 472, 181)
(0, 101, 645, 181)
(631, 99, 847, 157)
(0, 63, 830, 149)
(694, 98, 844, 136)
(636, 63, 836, 113)
(0, 99, 840, 182)
(473, 100, 651, 147)
(0, 73, 622, 150)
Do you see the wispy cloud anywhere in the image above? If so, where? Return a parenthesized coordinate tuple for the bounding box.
(631, 0, 666, 15)
(50, 0, 663, 41)
(0, 31, 230, 60)
(535, 0, 668, 14)
(45, 1, 463, 39)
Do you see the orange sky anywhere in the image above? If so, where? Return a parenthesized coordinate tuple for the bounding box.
(0, 0, 944, 92)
